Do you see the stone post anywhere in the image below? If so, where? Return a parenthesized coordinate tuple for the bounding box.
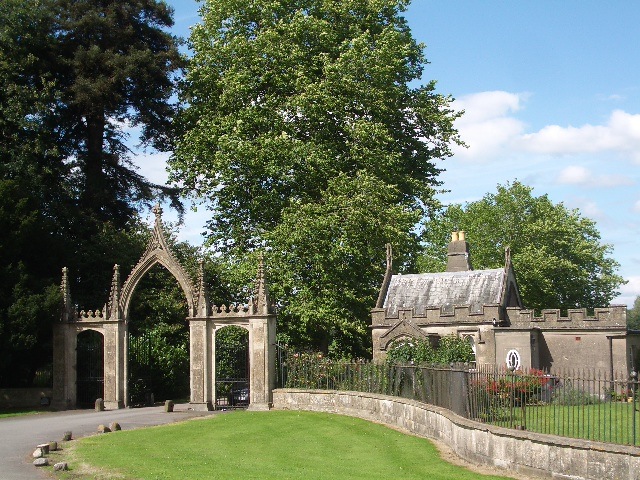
(189, 318, 212, 411)
(247, 314, 276, 411)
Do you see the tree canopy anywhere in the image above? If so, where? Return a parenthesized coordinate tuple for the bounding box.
(628, 296, 640, 330)
(419, 181, 625, 312)
(171, 0, 461, 356)
(0, 0, 185, 386)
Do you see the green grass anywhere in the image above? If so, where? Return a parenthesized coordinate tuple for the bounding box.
(64, 411, 514, 480)
(483, 402, 640, 445)
(0, 408, 46, 418)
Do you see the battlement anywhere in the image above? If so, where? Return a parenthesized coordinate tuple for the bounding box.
(507, 305, 627, 328)
(372, 304, 503, 327)
(372, 303, 628, 330)
(210, 303, 251, 317)
(77, 308, 105, 320)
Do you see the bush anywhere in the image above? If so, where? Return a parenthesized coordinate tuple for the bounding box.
(386, 335, 474, 366)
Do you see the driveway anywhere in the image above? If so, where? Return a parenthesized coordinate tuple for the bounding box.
(0, 405, 218, 479)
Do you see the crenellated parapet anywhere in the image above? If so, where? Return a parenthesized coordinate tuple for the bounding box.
(506, 305, 627, 329)
(372, 304, 504, 328)
(77, 309, 105, 320)
(210, 303, 252, 317)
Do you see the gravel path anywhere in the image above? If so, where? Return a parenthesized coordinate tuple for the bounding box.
(0, 405, 218, 479)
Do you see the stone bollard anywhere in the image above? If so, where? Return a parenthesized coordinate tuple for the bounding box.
(54, 462, 68, 471)
(95, 398, 105, 411)
(164, 400, 174, 413)
(97, 424, 111, 434)
(32, 448, 43, 459)
(33, 458, 48, 467)
(48, 441, 58, 452)
(62, 431, 72, 441)
(36, 443, 50, 455)
(109, 422, 121, 431)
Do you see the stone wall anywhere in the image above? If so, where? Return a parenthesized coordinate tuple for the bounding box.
(273, 388, 640, 480)
(0, 388, 53, 409)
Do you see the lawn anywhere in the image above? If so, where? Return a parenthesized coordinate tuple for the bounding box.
(482, 401, 640, 445)
(0, 408, 46, 419)
(58, 410, 514, 480)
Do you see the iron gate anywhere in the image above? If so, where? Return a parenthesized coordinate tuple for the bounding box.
(128, 331, 156, 406)
(76, 330, 104, 408)
(215, 327, 249, 409)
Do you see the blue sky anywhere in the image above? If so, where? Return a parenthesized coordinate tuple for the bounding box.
(135, 0, 640, 306)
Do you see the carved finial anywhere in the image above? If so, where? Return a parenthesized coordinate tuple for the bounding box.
(106, 264, 121, 320)
(251, 253, 273, 315)
(196, 259, 210, 317)
(152, 203, 163, 220)
(61, 267, 73, 322)
(505, 246, 512, 267)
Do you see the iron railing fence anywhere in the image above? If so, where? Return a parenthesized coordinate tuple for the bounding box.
(282, 358, 640, 447)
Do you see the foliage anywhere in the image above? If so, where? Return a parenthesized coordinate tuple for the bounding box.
(172, 0, 462, 357)
(551, 383, 601, 406)
(419, 181, 624, 312)
(129, 323, 190, 404)
(0, 0, 185, 385)
(215, 326, 249, 380)
(386, 335, 475, 365)
(628, 296, 640, 330)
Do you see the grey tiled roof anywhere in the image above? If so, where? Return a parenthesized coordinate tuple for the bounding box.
(383, 269, 505, 316)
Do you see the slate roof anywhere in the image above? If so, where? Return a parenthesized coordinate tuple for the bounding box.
(383, 269, 505, 316)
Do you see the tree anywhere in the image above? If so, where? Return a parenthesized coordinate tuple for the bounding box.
(171, 0, 461, 357)
(628, 296, 640, 330)
(0, 0, 186, 385)
(51, 0, 185, 224)
(419, 181, 625, 312)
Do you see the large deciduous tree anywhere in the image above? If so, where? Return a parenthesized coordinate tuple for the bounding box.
(171, 0, 461, 356)
(419, 181, 625, 312)
(628, 296, 640, 330)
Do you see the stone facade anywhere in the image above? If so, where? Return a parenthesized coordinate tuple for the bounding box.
(52, 205, 276, 410)
(372, 232, 639, 374)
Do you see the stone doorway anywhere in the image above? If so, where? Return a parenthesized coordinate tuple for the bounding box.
(53, 205, 276, 411)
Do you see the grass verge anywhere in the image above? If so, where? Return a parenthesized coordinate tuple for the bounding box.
(54, 410, 515, 480)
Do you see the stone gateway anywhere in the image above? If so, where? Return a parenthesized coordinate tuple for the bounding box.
(52, 205, 276, 411)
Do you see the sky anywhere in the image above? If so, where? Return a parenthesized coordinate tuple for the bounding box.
(133, 0, 640, 307)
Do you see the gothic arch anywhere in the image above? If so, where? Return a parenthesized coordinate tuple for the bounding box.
(119, 205, 197, 320)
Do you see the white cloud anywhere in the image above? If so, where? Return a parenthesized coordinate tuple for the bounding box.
(451, 91, 527, 160)
(634, 200, 640, 213)
(519, 110, 640, 157)
(557, 165, 634, 188)
(615, 275, 640, 307)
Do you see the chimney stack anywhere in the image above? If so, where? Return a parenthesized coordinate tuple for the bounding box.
(446, 231, 472, 272)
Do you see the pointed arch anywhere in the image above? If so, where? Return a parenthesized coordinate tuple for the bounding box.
(119, 205, 197, 320)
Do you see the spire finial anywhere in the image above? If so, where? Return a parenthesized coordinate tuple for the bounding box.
(252, 253, 273, 315)
(196, 259, 210, 317)
(61, 267, 74, 322)
(107, 264, 121, 320)
(152, 203, 163, 221)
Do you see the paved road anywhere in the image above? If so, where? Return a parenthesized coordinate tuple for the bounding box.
(0, 405, 218, 479)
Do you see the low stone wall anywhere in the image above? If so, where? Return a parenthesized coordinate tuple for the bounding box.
(273, 388, 640, 480)
(0, 388, 53, 409)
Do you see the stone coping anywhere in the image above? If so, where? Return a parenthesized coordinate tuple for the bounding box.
(273, 388, 640, 480)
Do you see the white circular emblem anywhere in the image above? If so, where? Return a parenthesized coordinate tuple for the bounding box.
(506, 349, 521, 370)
